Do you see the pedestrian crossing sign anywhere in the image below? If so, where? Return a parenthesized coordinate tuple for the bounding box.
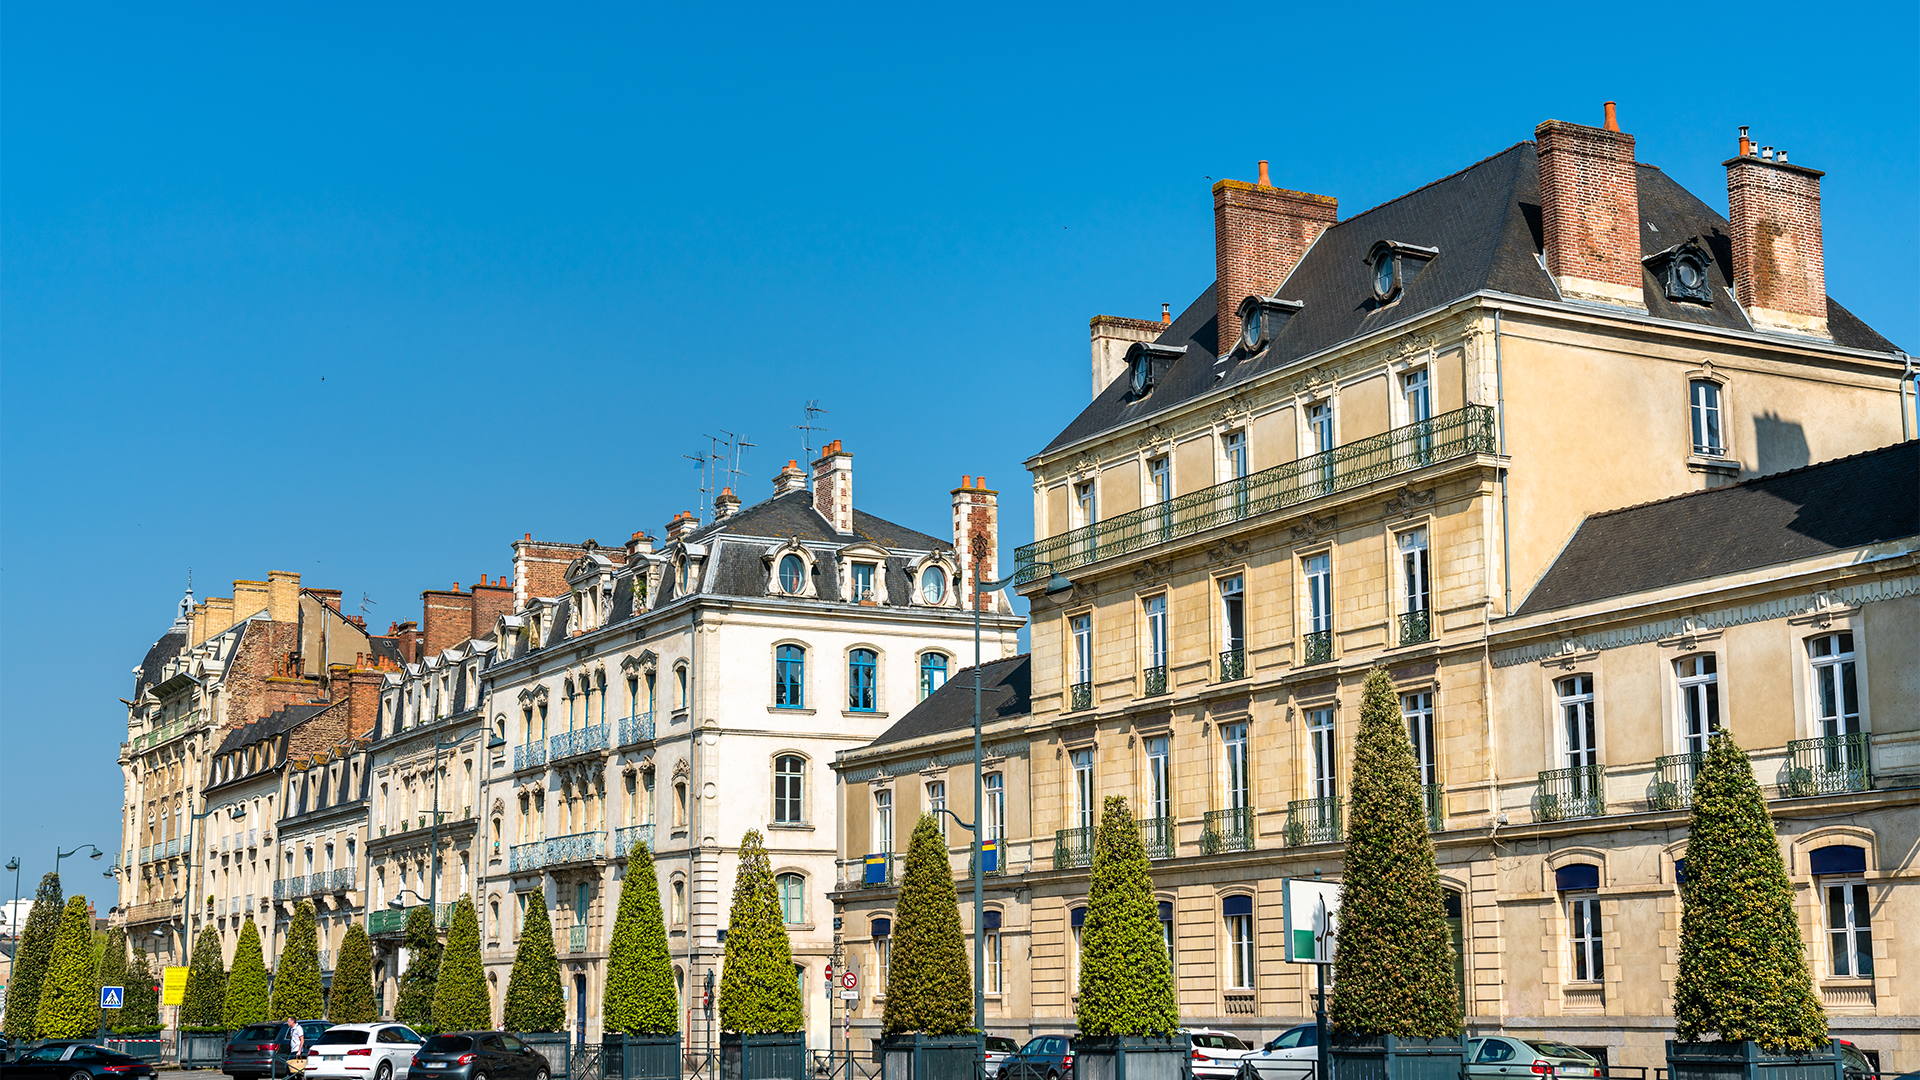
(100, 985, 125, 1009)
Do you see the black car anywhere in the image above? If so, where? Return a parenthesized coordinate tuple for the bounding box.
(410, 1032, 550, 1080)
(996, 1036, 1074, 1080)
(0, 1043, 158, 1080)
(224, 1021, 335, 1080)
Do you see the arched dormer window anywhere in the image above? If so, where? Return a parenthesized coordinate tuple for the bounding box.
(763, 540, 819, 599)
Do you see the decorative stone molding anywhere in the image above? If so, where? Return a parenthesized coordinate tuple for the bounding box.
(1290, 514, 1337, 541)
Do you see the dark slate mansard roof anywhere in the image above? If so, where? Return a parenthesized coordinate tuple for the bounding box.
(866, 654, 1031, 748)
(655, 489, 952, 603)
(1046, 143, 1901, 454)
(211, 702, 338, 761)
(1517, 441, 1919, 615)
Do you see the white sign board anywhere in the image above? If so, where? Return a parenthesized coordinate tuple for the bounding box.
(1282, 878, 1340, 964)
(840, 990, 859, 1000)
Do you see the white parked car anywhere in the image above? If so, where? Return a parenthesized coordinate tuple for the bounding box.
(1237, 1023, 1320, 1080)
(1185, 1030, 1256, 1080)
(304, 1024, 427, 1080)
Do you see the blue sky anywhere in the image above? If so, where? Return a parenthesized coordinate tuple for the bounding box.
(3, 1, 1914, 892)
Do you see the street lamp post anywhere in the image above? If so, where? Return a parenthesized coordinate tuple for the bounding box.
(426, 731, 483, 921)
(5, 856, 20, 944)
(56, 844, 105, 878)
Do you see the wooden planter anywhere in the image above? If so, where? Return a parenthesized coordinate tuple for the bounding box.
(881, 1034, 984, 1080)
(603, 1033, 684, 1080)
(1328, 1034, 1465, 1080)
(1667, 1040, 1848, 1080)
(1074, 1034, 1192, 1080)
(721, 1032, 807, 1080)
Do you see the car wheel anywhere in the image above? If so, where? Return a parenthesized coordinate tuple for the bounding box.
(376, 1063, 393, 1080)
(535, 1071, 549, 1080)
(71, 1071, 93, 1080)
(473, 1071, 489, 1080)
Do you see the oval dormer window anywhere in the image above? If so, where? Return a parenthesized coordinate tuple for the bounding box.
(1130, 352, 1152, 395)
(1240, 308, 1262, 353)
(779, 554, 806, 594)
(921, 566, 947, 605)
(1676, 256, 1703, 291)
(1374, 252, 1397, 300)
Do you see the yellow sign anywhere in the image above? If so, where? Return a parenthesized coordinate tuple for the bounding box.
(162, 966, 190, 1006)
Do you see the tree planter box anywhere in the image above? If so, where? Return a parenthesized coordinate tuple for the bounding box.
(1329, 1034, 1465, 1080)
(1666, 1040, 1848, 1080)
(604, 1034, 683, 1080)
(180, 1030, 233, 1068)
(881, 1034, 984, 1080)
(521, 1033, 574, 1080)
(721, 1032, 807, 1080)
(1074, 1034, 1192, 1080)
(104, 1038, 165, 1063)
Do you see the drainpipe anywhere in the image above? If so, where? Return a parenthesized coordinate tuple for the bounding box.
(1900, 352, 1913, 442)
(1494, 310, 1512, 615)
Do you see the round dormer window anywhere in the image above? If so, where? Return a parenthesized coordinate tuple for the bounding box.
(921, 565, 947, 605)
(1676, 256, 1704, 291)
(1129, 352, 1152, 395)
(778, 554, 805, 594)
(1373, 252, 1397, 299)
(1239, 308, 1262, 352)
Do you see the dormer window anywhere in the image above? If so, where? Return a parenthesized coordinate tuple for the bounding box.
(920, 565, 947, 605)
(1646, 240, 1715, 305)
(1236, 297, 1304, 353)
(779, 554, 806, 594)
(1123, 341, 1187, 396)
(851, 562, 876, 603)
(1366, 241, 1439, 304)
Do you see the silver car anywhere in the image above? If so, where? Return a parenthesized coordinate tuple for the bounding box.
(1465, 1038, 1600, 1079)
(1237, 1024, 1319, 1080)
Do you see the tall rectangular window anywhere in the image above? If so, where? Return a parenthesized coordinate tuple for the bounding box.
(1073, 749, 1096, 831)
(1677, 655, 1720, 756)
(1304, 554, 1332, 634)
(1075, 481, 1098, 527)
(1149, 456, 1172, 503)
(773, 756, 805, 825)
(1146, 736, 1171, 822)
(848, 649, 878, 712)
(851, 562, 876, 602)
(1558, 675, 1598, 771)
(1219, 576, 1246, 660)
(1224, 896, 1254, 990)
(983, 773, 1004, 842)
(1070, 614, 1093, 709)
(1568, 894, 1603, 982)
(1143, 595, 1168, 686)
(1826, 880, 1873, 978)
(1222, 430, 1249, 479)
(1403, 367, 1431, 423)
(926, 781, 947, 841)
(1403, 692, 1436, 786)
(985, 928, 1002, 992)
(1690, 381, 1724, 455)
(774, 645, 805, 709)
(1399, 528, 1429, 616)
(873, 790, 893, 853)
(918, 654, 948, 701)
(1308, 708, 1336, 801)
(1309, 401, 1335, 453)
(1223, 722, 1250, 810)
(1810, 633, 1860, 739)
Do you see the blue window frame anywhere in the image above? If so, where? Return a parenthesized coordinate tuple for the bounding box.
(775, 645, 806, 709)
(919, 654, 948, 700)
(849, 649, 878, 712)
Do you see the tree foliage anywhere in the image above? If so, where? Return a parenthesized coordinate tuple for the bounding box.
(35, 896, 101, 1039)
(100, 929, 129, 1034)
(224, 918, 270, 1028)
(124, 947, 161, 1032)
(603, 845, 680, 1035)
(181, 923, 229, 1030)
(884, 814, 972, 1036)
(396, 905, 442, 1029)
(329, 923, 377, 1024)
(504, 892, 565, 1032)
(433, 897, 491, 1031)
(271, 901, 324, 1021)
(1076, 796, 1180, 1036)
(1674, 731, 1827, 1050)
(718, 830, 803, 1034)
(1331, 667, 1460, 1037)
(4, 872, 63, 1039)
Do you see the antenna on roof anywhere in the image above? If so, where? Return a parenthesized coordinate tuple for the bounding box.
(360, 593, 377, 618)
(683, 451, 711, 521)
(796, 400, 829, 460)
(720, 429, 754, 490)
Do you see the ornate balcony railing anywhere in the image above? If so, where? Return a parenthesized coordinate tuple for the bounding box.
(1218, 649, 1246, 682)
(1285, 797, 1341, 846)
(618, 713, 656, 746)
(329, 867, 356, 891)
(1013, 406, 1497, 583)
(1650, 753, 1702, 810)
(545, 831, 606, 866)
(273, 877, 298, 900)
(1201, 807, 1254, 854)
(550, 724, 609, 762)
(1141, 666, 1168, 697)
(1422, 783, 1444, 831)
(1300, 630, 1333, 665)
(1783, 733, 1872, 797)
(514, 742, 547, 772)
(317, 949, 333, 973)
(1398, 610, 1432, 647)
(1537, 765, 1607, 821)
(132, 712, 201, 752)
(1069, 682, 1093, 712)
(567, 925, 588, 954)
(614, 824, 656, 859)
(164, 838, 179, 858)
(510, 841, 547, 874)
(1053, 826, 1095, 869)
(140, 845, 152, 864)
(1138, 816, 1174, 860)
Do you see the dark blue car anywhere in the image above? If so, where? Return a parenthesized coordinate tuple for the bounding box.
(995, 1036, 1074, 1080)
(0, 1043, 157, 1080)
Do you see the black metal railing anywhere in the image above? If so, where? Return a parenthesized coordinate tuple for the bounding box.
(1398, 610, 1431, 646)
(1537, 765, 1606, 821)
(1138, 816, 1174, 860)
(1012, 406, 1497, 583)
(1069, 681, 1093, 712)
(1650, 753, 1702, 810)
(1201, 807, 1254, 854)
(1285, 797, 1341, 845)
(1218, 649, 1246, 681)
(1141, 665, 1168, 696)
(1054, 826, 1095, 869)
(1422, 783, 1444, 831)
(1783, 733, 1872, 796)
(1300, 630, 1333, 664)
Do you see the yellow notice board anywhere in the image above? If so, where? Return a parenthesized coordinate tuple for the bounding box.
(162, 966, 190, 1006)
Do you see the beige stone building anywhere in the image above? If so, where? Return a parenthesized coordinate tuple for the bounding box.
(833, 110, 1916, 1071)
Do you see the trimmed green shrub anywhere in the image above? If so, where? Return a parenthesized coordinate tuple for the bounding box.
(181, 924, 228, 1030)
(1674, 731, 1827, 1050)
(396, 905, 442, 1028)
(100, 929, 128, 1034)
(718, 830, 803, 1034)
(433, 897, 491, 1031)
(330, 923, 377, 1024)
(4, 872, 63, 1039)
(225, 918, 270, 1028)
(34, 896, 100, 1039)
(1331, 667, 1460, 1037)
(503, 892, 565, 1032)
(884, 814, 972, 1036)
(124, 947, 161, 1032)
(272, 901, 324, 1021)
(1077, 796, 1179, 1036)
(603, 844, 679, 1035)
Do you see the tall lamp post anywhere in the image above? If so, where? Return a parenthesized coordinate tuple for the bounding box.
(426, 730, 484, 920)
(5, 856, 20, 945)
(56, 844, 106, 877)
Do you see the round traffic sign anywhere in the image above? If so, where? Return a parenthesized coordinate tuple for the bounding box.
(842, 970, 858, 989)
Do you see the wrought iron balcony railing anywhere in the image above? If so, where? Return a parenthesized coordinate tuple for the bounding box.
(1422, 783, 1444, 831)
(1783, 733, 1872, 797)
(567, 925, 588, 954)
(1650, 753, 1702, 810)
(550, 724, 609, 762)
(514, 742, 547, 771)
(510, 840, 547, 874)
(545, 831, 606, 866)
(1069, 681, 1093, 712)
(1138, 816, 1174, 860)
(329, 867, 356, 891)
(1285, 797, 1341, 846)
(614, 824, 656, 859)
(1054, 826, 1095, 869)
(618, 713, 656, 746)
(1537, 765, 1607, 821)
(1300, 630, 1333, 665)
(1013, 406, 1497, 583)
(1141, 665, 1168, 697)
(1399, 610, 1432, 647)
(1202, 806, 1254, 853)
(1218, 649, 1246, 682)
(317, 949, 333, 973)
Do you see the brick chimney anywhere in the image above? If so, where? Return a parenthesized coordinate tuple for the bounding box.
(666, 511, 701, 542)
(624, 531, 655, 559)
(421, 584, 477, 656)
(713, 487, 741, 520)
(952, 476, 1000, 611)
(812, 440, 854, 535)
(1089, 316, 1166, 401)
(1214, 162, 1337, 357)
(1725, 131, 1828, 337)
(1535, 106, 1644, 308)
(774, 460, 808, 496)
(512, 533, 587, 606)
(386, 620, 424, 665)
(471, 574, 515, 635)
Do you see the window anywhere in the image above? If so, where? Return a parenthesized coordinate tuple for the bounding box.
(1072, 749, 1096, 831)
(848, 649, 878, 712)
(1219, 576, 1246, 675)
(778, 554, 806, 594)
(919, 654, 948, 701)
(1070, 907, 1087, 986)
(1810, 633, 1860, 739)
(985, 913, 1002, 992)
(1690, 381, 1724, 456)
(1826, 879, 1873, 978)
(1567, 893, 1603, 982)
(1404, 692, 1436, 786)
(1303, 553, 1332, 663)
(671, 879, 686, 925)
(643, 772, 655, 825)
(1222, 430, 1249, 480)
(673, 781, 688, 828)
(921, 565, 947, 605)
(773, 756, 805, 825)
(1307, 708, 1336, 801)
(1403, 367, 1431, 424)
(1145, 737, 1170, 822)
(1557, 675, 1597, 771)
(873, 920, 892, 990)
(1223, 895, 1254, 989)
(851, 562, 876, 603)
(1399, 528, 1430, 620)
(1075, 481, 1098, 528)
(1677, 655, 1720, 756)
(1149, 456, 1172, 504)
(1070, 615, 1093, 698)
(674, 665, 687, 711)
(1143, 595, 1168, 691)
(1159, 900, 1175, 969)
(774, 646, 805, 709)
(873, 790, 894, 853)
(983, 774, 1004, 842)
(927, 781, 946, 840)
(1308, 401, 1335, 454)
(777, 873, 805, 925)
(1223, 723, 1249, 811)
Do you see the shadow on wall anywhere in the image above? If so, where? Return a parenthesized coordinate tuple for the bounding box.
(1752, 411, 1810, 476)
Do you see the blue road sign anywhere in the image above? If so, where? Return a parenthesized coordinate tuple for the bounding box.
(100, 985, 125, 1009)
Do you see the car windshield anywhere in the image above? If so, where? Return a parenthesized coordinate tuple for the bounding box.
(423, 1036, 475, 1054)
(315, 1031, 370, 1045)
(1020, 1039, 1048, 1054)
(987, 1039, 1018, 1053)
(237, 1026, 282, 1042)
(1528, 1043, 1595, 1063)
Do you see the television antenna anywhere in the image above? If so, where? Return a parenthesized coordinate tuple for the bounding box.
(795, 400, 829, 460)
(360, 593, 377, 618)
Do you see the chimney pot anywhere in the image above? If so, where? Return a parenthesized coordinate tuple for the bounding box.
(1738, 126, 1752, 157)
(1161, 303, 1171, 324)
(1603, 101, 1619, 131)
(1257, 160, 1271, 187)
(1761, 146, 1774, 161)
(1777, 149, 1788, 163)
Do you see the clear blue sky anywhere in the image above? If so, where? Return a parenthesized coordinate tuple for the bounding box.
(4, 2, 1914, 896)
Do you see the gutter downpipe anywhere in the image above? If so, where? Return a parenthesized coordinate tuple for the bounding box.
(686, 600, 703, 1060)
(1901, 352, 1914, 442)
(1495, 309, 1512, 615)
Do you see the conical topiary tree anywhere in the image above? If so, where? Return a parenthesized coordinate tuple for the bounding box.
(718, 830, 804, 1035)
(4, 872, 63, 1039)
(433, 896, 491, 1031)
(603, 845, 679, 1035)
(272, 901, 324, 1021)
(100, 928, 128, 1034)
(1331, 667, 1460, 1037)
(883, 814, 971, 1036)
(125, 947, 161, 1033)
(503, 892, 565, 1032)
(1675, 731, 1827, 1050)
(35, 896, 100, 1039)
(1077, 796, 1179, 1036)
(225, 918, 270, 1028)
(396, 904, 441, 1029)
(181, 924, 228, 1030)
(330, 923, 377, 1024)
